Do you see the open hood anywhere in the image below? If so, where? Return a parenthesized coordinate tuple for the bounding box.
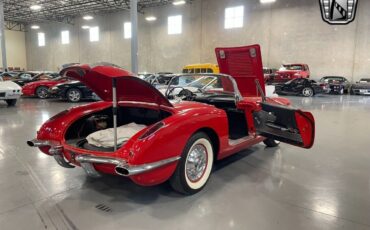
(215, 45, 265, 97)
(60, 63, 173, 107)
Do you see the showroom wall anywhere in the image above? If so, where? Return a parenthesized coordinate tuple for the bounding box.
(25, 0, 370, 81)
(0, 30, 27, 70)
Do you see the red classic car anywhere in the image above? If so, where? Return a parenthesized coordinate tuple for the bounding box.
(28, 45, 315, 195)
(22, 76, 71, 98)
(273, 64, 310, 83)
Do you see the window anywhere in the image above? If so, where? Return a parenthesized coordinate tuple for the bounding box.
(168, 15, 182, 35)
(224, 6, 244, 29)
(61, 30, 69, 44)
(89, 26, 99, 42)
(38, 32, 45, 47)
(124, 22, 131, 39)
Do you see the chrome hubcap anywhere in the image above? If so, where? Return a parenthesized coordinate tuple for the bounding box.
(38, 89, 48, 98)
(69, 90, 80, 101)
(185, 144, 207, 182)
(303, 88, 312, 96)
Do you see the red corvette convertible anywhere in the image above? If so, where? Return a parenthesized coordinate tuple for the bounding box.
(22, 76, 70, 98)
(28, 45, 315, 194)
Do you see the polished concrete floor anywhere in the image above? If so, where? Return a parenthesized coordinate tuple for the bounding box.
(0, 95, 370, 230)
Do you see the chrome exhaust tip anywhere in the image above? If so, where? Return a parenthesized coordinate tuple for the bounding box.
(27, 139, 50, 147)
(115, 165, 130, 176)
(27, 140, 35, 147)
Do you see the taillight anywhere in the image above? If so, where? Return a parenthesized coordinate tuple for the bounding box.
(139, 122, 165, 139)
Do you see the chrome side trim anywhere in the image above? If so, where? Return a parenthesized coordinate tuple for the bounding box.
(115, 156, 181, 176)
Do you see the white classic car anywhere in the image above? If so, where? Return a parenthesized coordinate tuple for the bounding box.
(0, 77, 22, 106)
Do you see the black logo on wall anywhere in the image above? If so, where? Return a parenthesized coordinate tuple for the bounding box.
(319, 0, 358, 25)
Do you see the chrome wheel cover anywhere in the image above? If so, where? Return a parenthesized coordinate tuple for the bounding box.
(185, 144, 208, 182)
(303, 88, 313, 97)
(68, 90, 81, 102)
(37, 88, 48, 98)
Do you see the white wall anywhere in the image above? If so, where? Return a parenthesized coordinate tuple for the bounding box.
(25, 0, 370, 81)
(0, 30, 27, 70)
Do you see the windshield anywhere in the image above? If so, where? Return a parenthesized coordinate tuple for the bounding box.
(168, 74, 236, 95)
(359, 78, 370, 83)
(52, 76, 65, 81)
(320, 77, 344, 83)
(279, 65, 303, 71)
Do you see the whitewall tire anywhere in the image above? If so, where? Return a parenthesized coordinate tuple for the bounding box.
(170, 132, 214, 195)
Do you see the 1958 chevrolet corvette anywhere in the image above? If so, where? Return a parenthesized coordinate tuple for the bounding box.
(28, 45, 315, 194)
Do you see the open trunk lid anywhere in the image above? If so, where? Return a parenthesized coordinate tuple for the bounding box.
(60, 63, 173, 107)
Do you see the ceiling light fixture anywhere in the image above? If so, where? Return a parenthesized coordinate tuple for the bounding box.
(173, 0, 186, 6)
(83, 15, 94, 20)
(30, 5, 42, 10)
(81, 25, 90, 29)
(260, 0, 276, 3)
(145, 16, 157, 21)
(31, 25, 40, 29)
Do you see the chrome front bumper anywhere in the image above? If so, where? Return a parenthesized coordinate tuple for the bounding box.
(28, 139, 180, 178)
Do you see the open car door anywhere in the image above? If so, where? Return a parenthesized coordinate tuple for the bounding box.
(253, 102, 315, 149)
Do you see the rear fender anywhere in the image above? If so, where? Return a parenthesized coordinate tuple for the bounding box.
(127, 107, 228, 185)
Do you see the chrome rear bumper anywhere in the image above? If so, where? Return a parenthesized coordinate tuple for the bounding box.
(28, 139, 181, 178)
(75, 154, 180, 177)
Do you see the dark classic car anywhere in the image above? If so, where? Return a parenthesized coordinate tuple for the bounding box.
(350, 78, 370, 95)
(319, 76, 351, 94)
(275, 78, 330, 97)
(0, 72, 21, 81)
(49, 80, 100, 102)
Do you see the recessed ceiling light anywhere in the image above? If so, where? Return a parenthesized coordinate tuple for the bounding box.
(81, 25, 90, 29)
(83, 15, 94, 20)
(173, 0, 186, 5)
(31, 25, 40, 29)
(260, 0, 276, 3)
(145, 16, 157, 21)
(30, 5, 42, 10)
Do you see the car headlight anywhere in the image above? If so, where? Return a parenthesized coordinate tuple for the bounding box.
(51, 87, 58, 91)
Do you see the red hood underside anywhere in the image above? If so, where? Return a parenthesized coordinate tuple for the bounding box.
(215, 45, 265, 97)
(60, 64, 173, 107)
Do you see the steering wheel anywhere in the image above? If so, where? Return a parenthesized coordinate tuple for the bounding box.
(166, 87, 194, 101)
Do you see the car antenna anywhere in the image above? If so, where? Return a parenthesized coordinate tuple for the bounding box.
(255, 79, 266, 102)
